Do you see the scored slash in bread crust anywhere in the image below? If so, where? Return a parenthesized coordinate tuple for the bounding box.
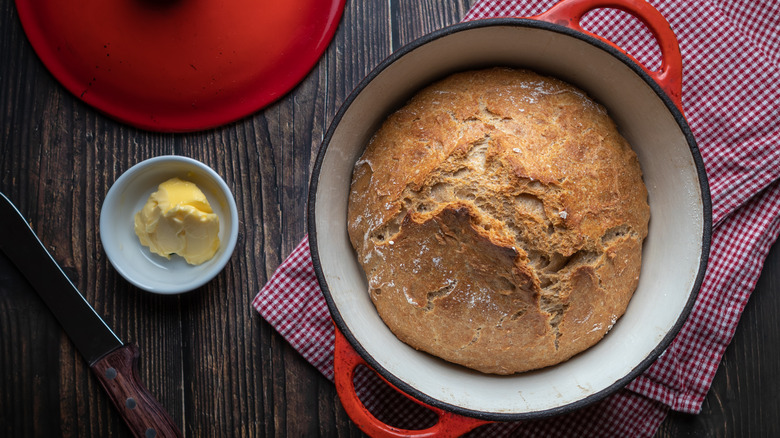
(347, 68, 650, 374)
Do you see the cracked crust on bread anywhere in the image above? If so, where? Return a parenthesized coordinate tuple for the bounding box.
(347, 67, 650, 374)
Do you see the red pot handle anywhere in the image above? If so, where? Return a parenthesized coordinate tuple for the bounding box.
(333, 327, 493, 437)
(530, 0, 684, 113)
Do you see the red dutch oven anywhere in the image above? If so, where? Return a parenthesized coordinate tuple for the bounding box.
(308, 0, 711, 435)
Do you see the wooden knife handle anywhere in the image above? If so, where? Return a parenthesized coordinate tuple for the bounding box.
(91, 344, 183, 438)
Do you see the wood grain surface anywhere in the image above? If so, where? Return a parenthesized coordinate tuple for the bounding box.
(0, 0, 777, 437)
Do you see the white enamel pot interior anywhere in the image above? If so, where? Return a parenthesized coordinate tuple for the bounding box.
(309, 14, 711, 422)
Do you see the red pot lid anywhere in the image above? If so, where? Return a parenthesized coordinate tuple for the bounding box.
(15, 0, 345, 132)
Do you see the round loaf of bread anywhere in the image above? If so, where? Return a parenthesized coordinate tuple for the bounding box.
(347, 68, 650, 374)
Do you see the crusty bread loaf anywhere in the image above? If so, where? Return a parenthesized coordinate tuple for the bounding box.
(347, 68, 650, 374)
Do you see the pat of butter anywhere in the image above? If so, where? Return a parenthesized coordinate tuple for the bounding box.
(134, 177, 220, 265)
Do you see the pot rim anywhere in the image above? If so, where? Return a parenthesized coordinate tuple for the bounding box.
(308, 16, 712, 421)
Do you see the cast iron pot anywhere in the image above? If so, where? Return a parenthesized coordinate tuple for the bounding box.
(309, 0, 712, 435)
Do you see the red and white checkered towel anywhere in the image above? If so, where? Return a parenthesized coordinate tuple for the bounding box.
(253, 0, 780, 436)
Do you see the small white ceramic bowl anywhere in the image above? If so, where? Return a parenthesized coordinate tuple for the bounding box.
(100, 155, 238, 294)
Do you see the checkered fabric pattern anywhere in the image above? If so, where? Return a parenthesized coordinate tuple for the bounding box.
(253, 0, 780, 436)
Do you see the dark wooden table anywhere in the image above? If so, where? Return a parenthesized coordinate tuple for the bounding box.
(1, 0, 778, 437)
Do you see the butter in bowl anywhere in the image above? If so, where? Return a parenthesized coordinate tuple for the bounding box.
(100, 155, 238, 294)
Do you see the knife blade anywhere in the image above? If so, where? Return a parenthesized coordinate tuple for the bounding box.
(0, 192, 182, 438)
